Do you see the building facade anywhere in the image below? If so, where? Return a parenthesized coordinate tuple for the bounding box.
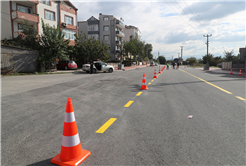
(78, 13, 125, 60)
(124, 25, 141, 42)
(1, 0, 78, 45)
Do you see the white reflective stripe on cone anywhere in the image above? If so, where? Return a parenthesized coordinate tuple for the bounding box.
(142, 83, 146, 85)
(64, 112, 75, 123)
(144, 77, 146, 79)
(62, 133, 80, 147)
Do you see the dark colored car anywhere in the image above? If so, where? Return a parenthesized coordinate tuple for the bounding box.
(57, 60, 77, 70)
(217, 63, 222, 68)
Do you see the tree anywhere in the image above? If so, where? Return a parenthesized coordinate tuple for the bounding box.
(39, 19, 70, 70)
(123, 40, 136, 59)
(223, 50, 235, 61)
(202, 53, 214, 65)
(144, 43, 153, 60)
(158, 56, 166, 64)
(186, 57, 197, 64)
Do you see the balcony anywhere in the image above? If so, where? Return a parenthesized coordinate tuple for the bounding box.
(116, 20, 124, 29)
(12, 10, 39, 23)
(116, 50, 120, 53)
(61, 23, 77, 30)
(116, 31, 125, 37)
(28, 0, 39, 3)
(116, 40, 122, 46)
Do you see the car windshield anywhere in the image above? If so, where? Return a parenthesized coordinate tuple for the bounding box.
(69, 61, 75, 63)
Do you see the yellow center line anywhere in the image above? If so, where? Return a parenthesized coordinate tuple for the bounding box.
(179, 69, 233, 94)
(151, 80, 154, 82)
(124, 100, 134, 107)
(96, 118, 117, 133)
(235, 96, 246, 101)
(148, 83, 151, 85)
(136, 92, 142, 96)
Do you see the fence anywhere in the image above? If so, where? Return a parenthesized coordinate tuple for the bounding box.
(222, 62, 232, 70)
(1, 53, 14, 74)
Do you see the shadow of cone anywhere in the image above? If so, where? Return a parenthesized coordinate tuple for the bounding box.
(238, 69, 242, 76)
(140, 73, 148, 90)
(51, 98, 91, 166)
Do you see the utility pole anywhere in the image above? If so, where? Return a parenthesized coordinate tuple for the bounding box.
(158, 52, 160, 64)
(180, 46, 184, 59)
(178, 53, 180, 58)
(172, 56, 173, 60)
(203, 34, 212, 70)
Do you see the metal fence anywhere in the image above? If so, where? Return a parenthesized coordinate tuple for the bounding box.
(1, 54, 14, 74)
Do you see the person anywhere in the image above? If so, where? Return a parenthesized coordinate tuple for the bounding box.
(177, 62, 180, 69)
(167, 62, 169, 70)
(172, 62, 175, 69)
(90, 60, 93, 74)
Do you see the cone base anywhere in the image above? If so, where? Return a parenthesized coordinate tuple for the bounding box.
(140, 86, 148, 90)
(230, 73, 233, 74)
(51, 149, 91, 166)
(153, 76, 157, 79)
(239, 74, 242, 76)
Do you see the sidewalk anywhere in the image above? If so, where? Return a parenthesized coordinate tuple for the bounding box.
(194, 67, 246, 75)
(116, 64, 149, 71)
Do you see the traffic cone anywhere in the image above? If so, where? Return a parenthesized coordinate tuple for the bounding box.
(140, 73, 148, 90)
(193, 66, 194, 68)
(159, 66, 161, 74)
(230, 68, 233, 74)
(238, 69, 242, 76)
(153, 69, 157, 79)
(51, 98, 91, 166)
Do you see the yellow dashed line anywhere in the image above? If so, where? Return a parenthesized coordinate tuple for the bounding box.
(179, 69, 232, 94)
(124, 100, 134, 107)
(151, 80, 154, 82)
(96, 118, 117, 133)
(236, 96, 246, 101)
(136, 92, 142, 96)
(148, 83, 151, 85)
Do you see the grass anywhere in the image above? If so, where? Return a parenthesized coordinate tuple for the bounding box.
(187, 66, 219, 68)
(2, 72, 70, 77)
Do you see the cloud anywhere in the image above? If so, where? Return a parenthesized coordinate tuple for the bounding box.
(181, 2, 245, 22)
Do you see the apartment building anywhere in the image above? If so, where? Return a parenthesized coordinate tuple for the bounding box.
(124, 25, 141, 42)
(78, 13, 125, 60)
(1, 0, 78, 45)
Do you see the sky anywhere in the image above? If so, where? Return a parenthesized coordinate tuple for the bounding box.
(71, 0, 245, 61)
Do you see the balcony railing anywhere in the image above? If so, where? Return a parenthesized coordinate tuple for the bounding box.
(116, 40, 122, 45)
(12, 10, 39, 23)
(116, 20, 124, 29)
(116, 31, 125, 37)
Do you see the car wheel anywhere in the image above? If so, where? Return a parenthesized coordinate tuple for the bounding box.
(109, 68, 113, 73)
(65, 66, 68, 70)
(93, 68, 96, 73)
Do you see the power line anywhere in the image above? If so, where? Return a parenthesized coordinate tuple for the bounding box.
(182, 1, 208, 33)
(164, 0, 199, 31)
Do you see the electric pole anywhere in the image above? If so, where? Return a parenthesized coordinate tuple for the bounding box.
(178, 53, 180, 58)
(158, 52, 160, 64)
(180, 46, 184, 59)
(146, 46, 149, 65)
(203, 34, 212, 69)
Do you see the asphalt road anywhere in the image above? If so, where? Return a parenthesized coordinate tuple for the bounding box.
(1, 66, 245, 166)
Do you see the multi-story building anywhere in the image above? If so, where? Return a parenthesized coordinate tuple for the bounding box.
(78, 13, 125, 60)
(1, 0, 78, 45)
(124, 25, 141, 42)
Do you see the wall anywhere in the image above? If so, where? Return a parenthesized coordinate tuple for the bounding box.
(1, 45, 39, 74)
(1, 1, 12, 40)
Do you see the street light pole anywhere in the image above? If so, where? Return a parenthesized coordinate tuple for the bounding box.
(203, 34, 212, 69)
(146, 46, 149, 65)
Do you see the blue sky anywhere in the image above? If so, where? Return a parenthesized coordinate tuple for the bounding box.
(71, 0, 245, 61)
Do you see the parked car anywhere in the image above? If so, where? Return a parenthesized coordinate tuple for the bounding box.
(217, 63, 222, 68)
(155, 63, 158, 66)
(57, 60, 77, 70)
(82, 61, 114, 73)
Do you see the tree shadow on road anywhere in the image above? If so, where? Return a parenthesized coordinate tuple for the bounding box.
(200, 70, 245, 79)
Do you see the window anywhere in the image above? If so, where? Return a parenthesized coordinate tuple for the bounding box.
(18, 24, 23, 31)
(103, 35, 109, 40)
(63, 29, 76, 40)
(39, 0, 50, 5)
(103, 17, 109, 21)
(65, 16, 73, 25)
(17, 5, 31, 14)
(88, 24, 98, 31)
(45, 10, 55, 21)
(88, 34, 99, 40)
(103, 26, 109, 31)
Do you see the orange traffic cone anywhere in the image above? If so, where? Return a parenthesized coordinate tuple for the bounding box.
(238, 69, 242, 76)
(193, 66, 194, 68)
(153, 69, 157, 79)
(230, 68, 233, 74)
(140, 73, 148, 90)
(159, 66, 161, 74)
(51, 98, 91, 166)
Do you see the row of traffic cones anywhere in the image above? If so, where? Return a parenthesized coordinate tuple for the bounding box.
(230, 68, 242, 76)
(140, 66, 166, 90)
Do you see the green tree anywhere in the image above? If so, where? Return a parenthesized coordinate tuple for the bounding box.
(202, 53, 214, 65)
(223, 50, 235, 61)
(158, 56, 166, 64)
(144, 43, 153, 60)
(39, 19, 70, 70)
(186, 57, 197, 64)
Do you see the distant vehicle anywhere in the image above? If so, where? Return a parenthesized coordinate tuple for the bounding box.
(150, 61, 154, 66)
(155, 63, 158, 66)
(217, 63, 222, 68)
(82, 61, 114, 73)
(57, 60, 77, 70)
